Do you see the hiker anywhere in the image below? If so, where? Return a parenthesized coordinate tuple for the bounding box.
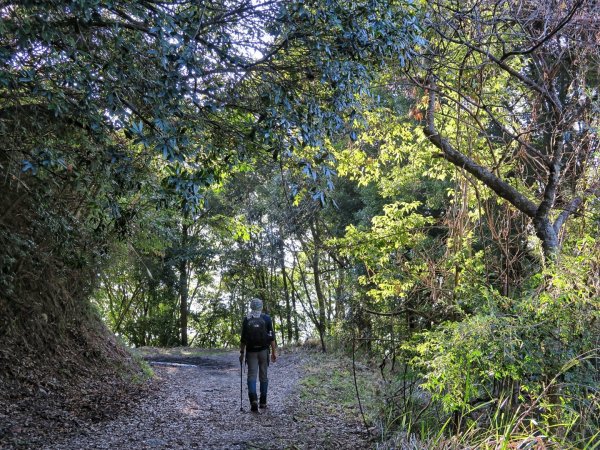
(239, 298, 277, 412)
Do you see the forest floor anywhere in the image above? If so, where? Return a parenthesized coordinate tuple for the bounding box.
(17, 347, 374, 450)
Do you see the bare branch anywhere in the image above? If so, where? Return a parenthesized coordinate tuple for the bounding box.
(500, 0, 585, 61)
(424, 84, 538, 218)
(554, 182, 600, 232)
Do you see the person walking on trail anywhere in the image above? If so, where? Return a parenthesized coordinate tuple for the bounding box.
(239, 298, 277, 412)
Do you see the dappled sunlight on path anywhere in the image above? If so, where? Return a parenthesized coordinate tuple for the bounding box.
(49, 350, 371, 450)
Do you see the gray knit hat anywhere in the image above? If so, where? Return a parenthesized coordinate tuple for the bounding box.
(250, 298, 263, 312)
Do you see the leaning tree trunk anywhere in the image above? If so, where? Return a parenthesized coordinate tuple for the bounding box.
(423, 87, 570, 261)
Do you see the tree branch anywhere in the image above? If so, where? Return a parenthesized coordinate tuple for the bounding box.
(423, 85, 538, 218)
(429, 19, 562, 114)
(553, 182, 600, 233)
(500, 0, 584, 61)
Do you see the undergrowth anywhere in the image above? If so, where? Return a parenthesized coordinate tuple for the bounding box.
(298, 349, 380, 432)
(317, 337, 599, 450)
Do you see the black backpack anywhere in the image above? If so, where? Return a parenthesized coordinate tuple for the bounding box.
(245, 315, 268, 349)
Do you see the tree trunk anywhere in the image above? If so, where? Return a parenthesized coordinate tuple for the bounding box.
(310, 220, 327, 352)
(279, 314, 285, 346)
(335, 268, 345, 320)
(292, 292, 300, 342)
(278, 237, 294, 343)
(179, 221, 189, 346)
(423, 87, 567, 259)
(533, 217, 559, 259)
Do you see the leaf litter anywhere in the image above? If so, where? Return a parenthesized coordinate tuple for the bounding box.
(4, 348, 372, 449)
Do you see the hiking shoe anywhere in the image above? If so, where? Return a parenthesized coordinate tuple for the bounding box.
(250, 401, 258, 412)
(259, 403, 267, 409)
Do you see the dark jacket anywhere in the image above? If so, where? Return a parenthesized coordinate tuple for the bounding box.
(241, 313, 275, 352)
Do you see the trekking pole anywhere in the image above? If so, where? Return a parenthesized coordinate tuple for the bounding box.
(240, 357, 244, 412)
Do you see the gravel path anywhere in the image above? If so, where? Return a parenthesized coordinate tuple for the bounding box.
(48, 350, 371, 450)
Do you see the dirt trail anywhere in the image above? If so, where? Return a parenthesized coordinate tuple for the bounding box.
(48, 350, 371, 450)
